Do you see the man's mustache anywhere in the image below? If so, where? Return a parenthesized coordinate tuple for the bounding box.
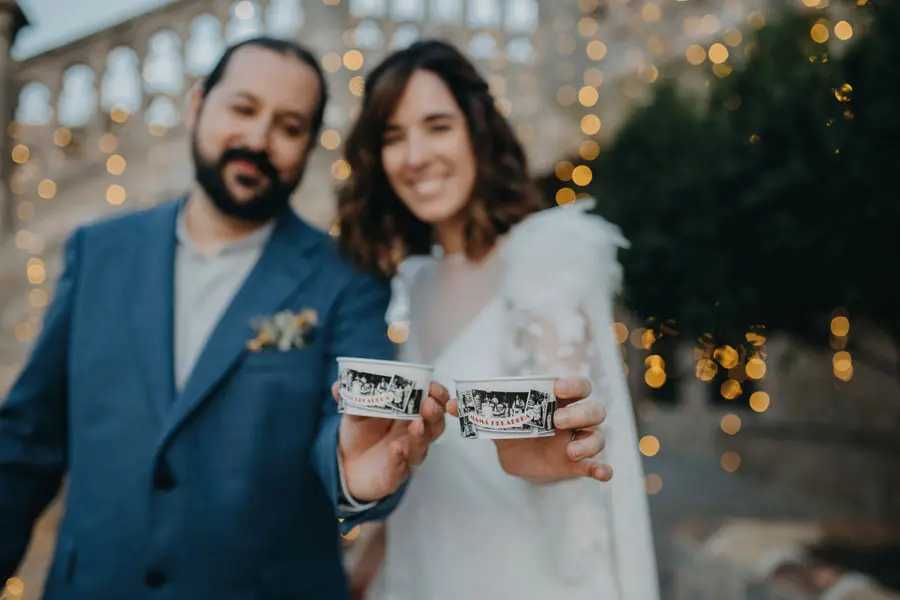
(220, 147, 279, 183)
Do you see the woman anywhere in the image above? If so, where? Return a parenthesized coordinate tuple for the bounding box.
(338, 40, 659, 600)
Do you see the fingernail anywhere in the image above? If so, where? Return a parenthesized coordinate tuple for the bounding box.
(569, 442, 585, 460)
(554, 411, 569, 428)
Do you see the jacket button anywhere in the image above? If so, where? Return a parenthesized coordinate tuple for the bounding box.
(144, 570, 166, 588)
(153, 459, 177, 491)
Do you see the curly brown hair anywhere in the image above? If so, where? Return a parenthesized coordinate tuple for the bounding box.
(337, 39, 548, 278)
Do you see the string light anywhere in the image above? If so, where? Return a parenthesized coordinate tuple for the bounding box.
(387, 322, 409, 344)
(644, 355, 664, 370)
(641, 3, 662, 23)
(556, 188, 576, 205)
(586, 40, 608, 61)
(721, 452, 741, 472)
(578, 86, 599, 107)
(747, 11, 766, 29)
(811, 22, 830, 43)
(645, 474, 663, 494)
(745, 357, 766, 380)
(713, 63, 733, 77)
(322, 52, 342, 73)
(581, 115, 602, 135)
(107, 155, 127, 175)
(721, 379, 742, 400)
(11, 144, 29, 164)
(17, 202, 35, 221)
(4, 577, 24, 597)
(830, 316, 850, 336)
(572, 165, 593, 186)
(686, 44, 706, 65)
(645, 365, 666, 388)
(696, 359, 718, 381)
(53, 127, 72, 147)
(723, 28, 743, 47)
(37, 179, 56, 199)
(638, 63, 659, 83)
(555, 161, 575, 181)
(583, 68, 604, 87)
(749, 391, 770, 413)
(320, 130, 341, 150)
(29, 289, 49, 309)
(106, 184, 126, 205)
(714, 346, 739, 369)
(578, 17, 599, 38)
(331, 159, 351, 181)
(99, 133, 118, 153)
(26, 259, 45, 285)
(343, 50, 364, 71)
(708, 43, 729, 64)
(721, 414, 742, 435)
(639, 435, 660, 456)
(110, 107, 130, 123)
(580, 140, 600, 160)
(234, 0, 255, 19)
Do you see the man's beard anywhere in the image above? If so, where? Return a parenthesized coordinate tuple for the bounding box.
(191, 134, 304, 224)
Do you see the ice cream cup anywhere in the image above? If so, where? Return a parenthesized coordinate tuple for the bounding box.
(453, 376, 558, 439)
(337, 357, 433, 420)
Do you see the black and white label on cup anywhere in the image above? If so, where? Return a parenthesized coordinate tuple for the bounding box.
(338, 367, 425, 419)
(457, 387, 556, 439)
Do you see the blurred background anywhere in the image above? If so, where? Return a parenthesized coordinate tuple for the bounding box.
(1, 0, 898, 599)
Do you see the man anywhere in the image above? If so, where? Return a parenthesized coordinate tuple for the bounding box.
(0, 37, 607, 599)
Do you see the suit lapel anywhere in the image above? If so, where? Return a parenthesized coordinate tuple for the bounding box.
(159, 210, 322, 446)
(129, 199, 180, 418)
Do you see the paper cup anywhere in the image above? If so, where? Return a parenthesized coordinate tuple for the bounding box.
(337, 357, 433, 420)
(453, 376, 558, 439)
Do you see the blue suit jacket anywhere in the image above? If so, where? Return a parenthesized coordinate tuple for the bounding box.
(0, 199, 403, 599)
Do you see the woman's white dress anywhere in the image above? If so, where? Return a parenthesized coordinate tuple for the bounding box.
(368, 202, 660, 600)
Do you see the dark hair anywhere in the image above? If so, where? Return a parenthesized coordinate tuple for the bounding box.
(202, 36, 329, 144)
(338, 39, 547, 277)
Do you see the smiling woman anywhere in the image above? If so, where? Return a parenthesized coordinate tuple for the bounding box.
(335, 38, 657, 600)
(337, 39, 547, 277)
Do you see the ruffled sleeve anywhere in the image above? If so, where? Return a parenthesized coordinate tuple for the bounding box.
(499, 200, 660, 599)
(500, 199, 628, 379)
(385, 255, 437, 326)
(385, 255, 436, 362)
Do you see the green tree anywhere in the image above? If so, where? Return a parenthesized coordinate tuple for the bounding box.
(541, 2, 899, 386)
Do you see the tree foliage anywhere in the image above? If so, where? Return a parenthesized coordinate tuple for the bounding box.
(549, 1, 896, 371)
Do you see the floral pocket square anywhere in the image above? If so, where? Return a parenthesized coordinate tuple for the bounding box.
(247, 308, 318, 352)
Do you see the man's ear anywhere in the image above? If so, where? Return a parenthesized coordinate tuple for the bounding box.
(186, 80, 205, 132)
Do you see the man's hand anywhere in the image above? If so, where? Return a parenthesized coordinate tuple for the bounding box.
(336, 381, 450, 502)
(448, 377, 612, 484)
